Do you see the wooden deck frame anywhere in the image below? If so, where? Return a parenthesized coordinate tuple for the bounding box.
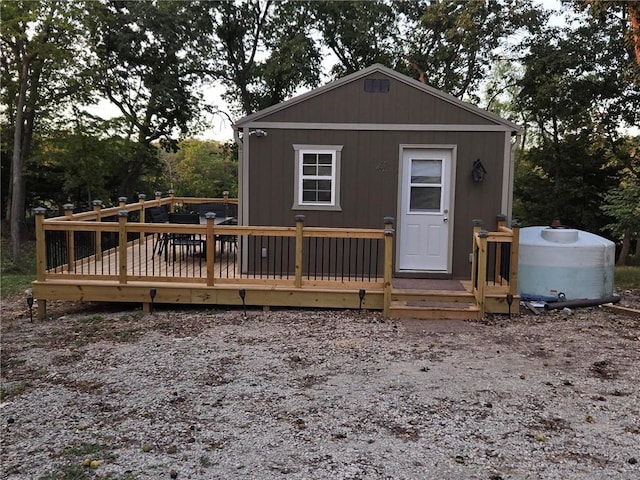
(32, 197, 519, 319)
(471, 216, 521, 316)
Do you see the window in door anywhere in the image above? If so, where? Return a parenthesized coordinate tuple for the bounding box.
(409, 159, 442, 213)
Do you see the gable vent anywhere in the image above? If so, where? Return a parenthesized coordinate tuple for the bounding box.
(364, 78, 390, 93)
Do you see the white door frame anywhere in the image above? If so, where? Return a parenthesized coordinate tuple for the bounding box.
(396, 144, 457, 274)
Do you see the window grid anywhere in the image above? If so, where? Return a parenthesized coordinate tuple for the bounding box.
(300, 151, 336, 206)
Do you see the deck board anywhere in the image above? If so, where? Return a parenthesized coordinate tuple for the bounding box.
(46, 235, 379, 287)
(48, 235, 239, 280)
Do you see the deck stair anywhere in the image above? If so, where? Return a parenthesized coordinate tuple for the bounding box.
(389, 280, 480, 320)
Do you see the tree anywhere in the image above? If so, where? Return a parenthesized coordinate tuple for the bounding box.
(158, 139, 237, 198)
(307, 0, 399, 78)
(601, 137, 640, 265)
(397, 0, 546, 100)
(514, 4, 640, 234)
(1, 0, 87, 262)
(84, 0, 207, 197)
(203, 0, 322, 116)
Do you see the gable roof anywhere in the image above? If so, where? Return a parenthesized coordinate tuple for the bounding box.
(234, 64, 521, 131)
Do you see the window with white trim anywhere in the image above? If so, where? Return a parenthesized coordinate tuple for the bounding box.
(293, 145, 343, 211)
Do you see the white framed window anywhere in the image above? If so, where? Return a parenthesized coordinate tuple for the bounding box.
(293, 144, 343, 211)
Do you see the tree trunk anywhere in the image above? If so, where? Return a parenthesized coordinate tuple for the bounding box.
(628, 4, 640, 66)
(10, 58, 30, 263)
(616, 228, 631, 266)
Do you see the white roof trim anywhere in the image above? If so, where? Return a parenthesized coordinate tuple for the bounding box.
(234, 64, 522, 132)
(242, 122, 515, 132)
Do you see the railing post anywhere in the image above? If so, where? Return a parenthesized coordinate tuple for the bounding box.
(138, 194, 146, 244)
(168, 189, 175, 213)
(509, 220, 521, 296)
(64, 203, 75, 273)
(294, 215, 305, 288)
(477, 229, 489, 318)
(118, 196, 127, 209)
(33, 207, 47, 320)
(155, 191, 162, 203)
(118, 210, 129, 284)
(471, 219, 483, 291)
(383, 217, 394, 318)
(223, 190, 229, 218)
(206, 212, 216, 286)
(495, 213, 507, 282)
(92, 200, 103, 260)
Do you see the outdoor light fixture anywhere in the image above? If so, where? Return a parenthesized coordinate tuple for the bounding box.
(506, 293, 514, 318)
(149, 288, 157, 314)
(249, 129, 268, 137)
(239, 289, 247, 318)
(26, 291, 34, 322)
(358, 289, 366, 310)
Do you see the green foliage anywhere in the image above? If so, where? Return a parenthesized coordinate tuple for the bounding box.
(615, 266, 640, 289)
(159, 139, 237, 198)
(307, 0, 398, 78)
(601, 138, 640, 238)
(207, 0, 322, 115)
(62, 443, 109, 457)
(513, 4, 640, 248)
(398, 0, 546, 99)
(0, 383, 26, 401)
(0, 237, 35, 298)
(513, 131, 619, 232)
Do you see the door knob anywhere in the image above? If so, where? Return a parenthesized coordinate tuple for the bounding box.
(443, 217, 448, 223)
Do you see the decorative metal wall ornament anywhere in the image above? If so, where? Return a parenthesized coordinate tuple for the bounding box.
(472, 158, 487, 183)
(376, 160, 389, 173)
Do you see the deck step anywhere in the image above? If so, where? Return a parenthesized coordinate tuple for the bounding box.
(389, 300, 480, 320)
(391, 288, 475, 303)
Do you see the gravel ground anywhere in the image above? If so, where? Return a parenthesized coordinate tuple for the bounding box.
(1, 291, 639, 480)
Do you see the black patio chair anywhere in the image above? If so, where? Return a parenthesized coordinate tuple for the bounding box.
(216, 217, 238, 254)
(168, 212, 202, 261)
(147, 207, 170, 259)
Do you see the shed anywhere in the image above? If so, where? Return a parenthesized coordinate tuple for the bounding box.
(234, 64, 521, 278)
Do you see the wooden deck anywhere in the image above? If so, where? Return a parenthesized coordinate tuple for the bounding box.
(46, 235, 238, 282)
(32, 196, 520, 320)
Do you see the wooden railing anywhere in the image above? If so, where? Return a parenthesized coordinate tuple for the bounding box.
(471, 215, 520, 316)
(34, 195, 391, 292)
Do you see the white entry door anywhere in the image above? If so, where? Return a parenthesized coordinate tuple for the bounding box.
(398, 148, 452, 272)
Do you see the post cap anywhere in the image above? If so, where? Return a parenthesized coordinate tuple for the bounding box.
(383, 216, 394, 225)
(496, 213, 507, 221)
(511, 219, 521, 228)
(138, 193, 146, 200)
(33, 207, 47, 215)
(384, 228, 395, 236)
(118, 196, 127, 203)
(92, 200, 103, 207)
(472, 219, 483, 227)
(205, 212, 216, 219)
(155, 191, 162, 197)
(295, 215, 305, 223)
(478, 229, 489, 238)
(168, 189, 175, 195)
(117, 210, 129, 218)
(63, 203, 74, 211)
(223, 191, 229, 196)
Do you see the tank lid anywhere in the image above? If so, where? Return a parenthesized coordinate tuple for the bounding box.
(541, 227, 579, 244)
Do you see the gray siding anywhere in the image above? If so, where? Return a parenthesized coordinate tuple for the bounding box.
(247, 129, 506, 278)
(257, 73, 497, 126)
